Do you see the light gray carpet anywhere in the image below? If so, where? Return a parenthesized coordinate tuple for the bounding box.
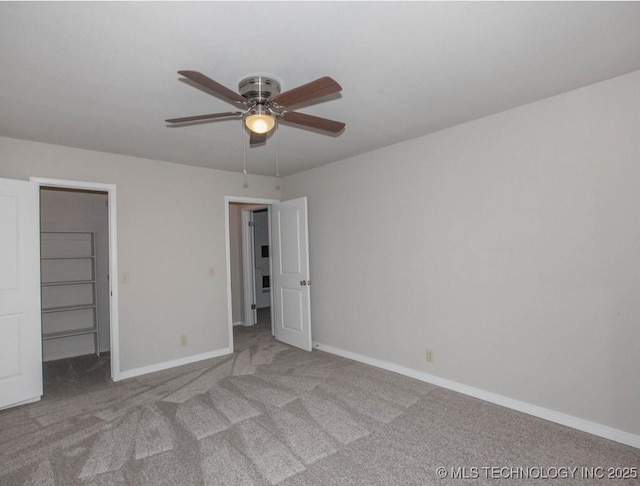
(1, 326, 638, 485)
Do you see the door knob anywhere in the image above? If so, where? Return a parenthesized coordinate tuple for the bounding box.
(300, 280, 307, 286)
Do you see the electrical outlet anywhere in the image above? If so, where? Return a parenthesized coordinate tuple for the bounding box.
(122, 272, 130, 284)
(180, 334, 188, 347)
(425, 348, 434, 363)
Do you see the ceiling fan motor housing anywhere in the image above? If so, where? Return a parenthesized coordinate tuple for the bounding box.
(239, 76, 281, 104)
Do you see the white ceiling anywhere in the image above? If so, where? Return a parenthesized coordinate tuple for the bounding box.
(1, 2, 640, 177)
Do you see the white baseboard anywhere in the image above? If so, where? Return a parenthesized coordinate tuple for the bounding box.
(233, 321, 245, 327)
(313, 342, 640, 450)
(116, 347, 233, 381)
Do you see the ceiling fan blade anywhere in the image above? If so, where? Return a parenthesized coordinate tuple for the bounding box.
(178, 70, 248, 106)
(269, 76, 342, 108)
(165, 112, 242, 124)
(250, 131, 267, 145)
(280, 111, 345, 133)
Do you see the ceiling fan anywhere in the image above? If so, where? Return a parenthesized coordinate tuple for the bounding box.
(166, 71, 345, 145)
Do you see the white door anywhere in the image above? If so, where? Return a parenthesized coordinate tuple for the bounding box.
(272, 197, 312, 351)
(0, 178, 42, 409)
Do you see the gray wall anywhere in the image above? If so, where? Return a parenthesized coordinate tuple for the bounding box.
(282, 69, 640, 436)
(0, 136, 280, 372)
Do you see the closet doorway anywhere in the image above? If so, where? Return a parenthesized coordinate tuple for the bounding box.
(39, 186, 111, 394)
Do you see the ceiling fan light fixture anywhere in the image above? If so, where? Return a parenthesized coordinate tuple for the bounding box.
(245, 106, 276, 134)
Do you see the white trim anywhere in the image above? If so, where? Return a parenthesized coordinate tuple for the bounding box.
(118, 347, 233, 381)
(224, 196, 279, 353)
(313, 342, 640, 450)
(30, 177, 121, 381)
(233, 321, 245, 327)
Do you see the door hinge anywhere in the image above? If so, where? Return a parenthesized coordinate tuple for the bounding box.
(251, 304, 256, 310)
(248, 221, 254, 227)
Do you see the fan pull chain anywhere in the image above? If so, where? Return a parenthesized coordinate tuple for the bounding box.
(275, 121, 280, 178)
(241, 123, 248, 188)
(242, 125, 247, 175)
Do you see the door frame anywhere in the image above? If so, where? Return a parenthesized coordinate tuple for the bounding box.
(225, 196, 278, 351)
(30, 177, 121, 381)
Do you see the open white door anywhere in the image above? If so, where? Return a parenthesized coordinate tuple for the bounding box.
(272, 197, 312, 351)
(0, 178, 42, 409)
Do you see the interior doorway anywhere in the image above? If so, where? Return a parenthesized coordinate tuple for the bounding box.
(225, 197, 279, 351)
(29, 177, 122, 381)
(225, 195, 313, 353)
(244, 206, 272, 330)
(228, 202, 274, 350)
(39, 187, 112, 393)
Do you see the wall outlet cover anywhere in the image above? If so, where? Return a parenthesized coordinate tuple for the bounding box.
(425, 349, 434, 363)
